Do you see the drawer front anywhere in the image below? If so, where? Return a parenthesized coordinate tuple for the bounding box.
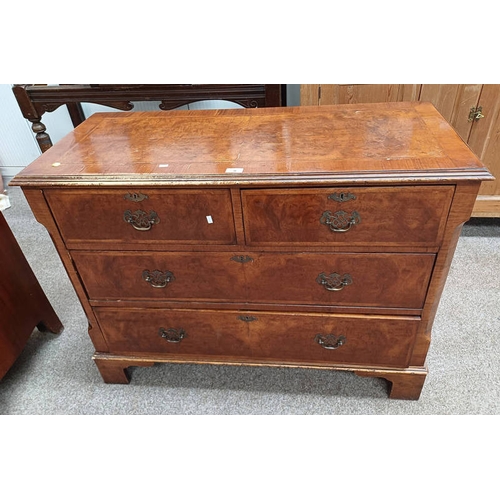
(243, 252, 434, 309)
(95, 308, 418, 368)
(73, 251, 247, 302)
(45, 188, 236, 247)
(241, 186, 454, 247)
(74, 251, 434, 310)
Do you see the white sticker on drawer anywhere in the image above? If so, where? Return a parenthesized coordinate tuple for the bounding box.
(206, 215, 213, 224)
(158, 164, 170, 168)
(225, 167, 244, 173)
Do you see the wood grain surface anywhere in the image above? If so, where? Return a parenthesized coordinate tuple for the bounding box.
(94, 307, 419, 369)
(12, 102, 493, 399)
(10, 102, 492, 187)
(242, 185, 454, 247)
(72, 250, 434, 310)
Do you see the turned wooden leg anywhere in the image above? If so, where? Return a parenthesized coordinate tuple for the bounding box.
(29, 119, 53, 152)
(355, 367, 428, 400)
(93, 355, 155, 384)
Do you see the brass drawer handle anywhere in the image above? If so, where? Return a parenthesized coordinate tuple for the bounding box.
(123, 209, 160, 231)
(315, 333, 346, 350)
(320, 210, 361, 232)
(231, 255, 254, 264)
(158, 327, 186, 343)
(142, 269, 175, 288)
(316, 272, 353, 291)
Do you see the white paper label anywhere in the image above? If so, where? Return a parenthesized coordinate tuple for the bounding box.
(158, 164, 170, 168)
(206, 215, 213, 224)
(225, 167, 244, 173)
(0, 194, 11, 211)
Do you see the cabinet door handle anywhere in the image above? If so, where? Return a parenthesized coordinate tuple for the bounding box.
(315, 333, 346, 350)
(320, 210, 361, 232)
(316, 272, 353, 291)
(158, 327, 186, 343)
(142, 269, 175, 288)
(123, 209, 160, 231)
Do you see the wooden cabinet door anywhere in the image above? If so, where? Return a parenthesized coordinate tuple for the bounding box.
(300, 84, 420, 105)
(468, 84, 500, 215)
(302, 84, 482, 143)
(423, 83, 500, 215)
(419, 84, 483, 143)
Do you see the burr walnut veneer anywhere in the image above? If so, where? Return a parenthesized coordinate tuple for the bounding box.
(11, 102, 493, 399)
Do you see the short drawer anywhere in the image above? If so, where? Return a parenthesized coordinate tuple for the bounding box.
(241, 185, 454, 247)
(94, 308, 419, 368)
(73, 251, 435, 310)
(45, 188, 236, 247)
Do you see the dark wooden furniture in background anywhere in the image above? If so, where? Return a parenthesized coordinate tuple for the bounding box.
(0, 210, 63, 380)
(11, 102, 493, 399)
(12, 84, 286, 153)
(300, 84, 500, 217)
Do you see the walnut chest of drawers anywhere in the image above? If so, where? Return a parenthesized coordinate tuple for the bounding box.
(11, 102, 493, 399)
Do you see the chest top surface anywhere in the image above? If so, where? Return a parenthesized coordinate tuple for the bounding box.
(12, 101, 492, 187)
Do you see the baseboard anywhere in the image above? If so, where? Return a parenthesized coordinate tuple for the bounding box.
(0, 166, 24, 187)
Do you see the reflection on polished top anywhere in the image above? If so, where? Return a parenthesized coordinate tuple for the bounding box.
(12, 102, 492, 187)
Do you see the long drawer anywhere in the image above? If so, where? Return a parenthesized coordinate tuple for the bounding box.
(45, 188, 237, 247)
(95, 308, 419, 368)
(74, 251, 435, 309)
(241, 185, 454, 247)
